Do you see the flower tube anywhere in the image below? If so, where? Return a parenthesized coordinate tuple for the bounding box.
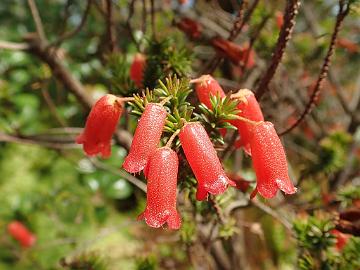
(250, 121, 296, 198)
(76, 94, 123, 158)
(179, 122, 235, 200)
(123, 103, 167, 173)
(138, 147, 181, 229)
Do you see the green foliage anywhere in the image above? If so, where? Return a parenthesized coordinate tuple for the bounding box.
(196, 94, 239, 144)
(294, 213, 335, 251)
(60, 252, 108, 270)
(135, 255, 157, 270)
(307, 131, 352, 175)
(143, 37, 192, 89)
(106, 53, 136, 95)
(337, 184, 360, 208)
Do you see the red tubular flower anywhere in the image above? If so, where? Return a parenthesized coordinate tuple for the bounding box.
(230, 89, 264, 155)
(8, 221, 36, 248)
(192, 74, 225, 108)
(123, 103, 167, 173)
(211, 37, 256, 68)
(179, 122, 235, 200)
(250, 121, 296, 198)
(76, 94, 123, 158)
(138, 147, 181, 229)
(331, 229, 350, 251)
(275, 11, 284, 29)
(176, 17, 202, 39)
(130, 53, 146, 88)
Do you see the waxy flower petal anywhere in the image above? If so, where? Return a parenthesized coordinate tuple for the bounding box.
(76, 94, 123, 158)
(179, 122, 235, 200)
(250, 121, 296, 198)
(138, 147, 181, 229)
(123, 103, 167, 173)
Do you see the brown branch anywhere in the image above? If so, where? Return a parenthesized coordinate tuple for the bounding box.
(27, 0, 47, 43)
(0, 40, 29, 50)
(26, 36, 94, 109)
(150, 0, 157, 39)
(279, 0, 350, 136)
(90, 158, 147, 193)
(228, 0, 248, 41)
(125, 0, 140, 50)
(255, 0, 301, 100)
(50, 0, 92, 48)
(105, 0, 117, 53)
(0, 132, 77, 150)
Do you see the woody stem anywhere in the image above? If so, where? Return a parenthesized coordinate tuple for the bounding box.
(165, 129, 180, 148)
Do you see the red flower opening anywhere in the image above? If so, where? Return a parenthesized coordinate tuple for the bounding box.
(138, 147, 181, 229)
(76, 94, 123, 158)
(179, 122, 235, 200)
(123, 103, 167, 173)
(250, 121, 296, 198)
(8, 221, 36, 248)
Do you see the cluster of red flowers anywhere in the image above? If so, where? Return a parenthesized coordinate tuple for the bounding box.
(192, 75, 297, 199)
(77, 70, 296, 229)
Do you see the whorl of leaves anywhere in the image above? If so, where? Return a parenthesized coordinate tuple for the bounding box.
(142, 38, 192, 89)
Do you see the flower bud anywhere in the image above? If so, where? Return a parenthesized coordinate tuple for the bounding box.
(130, 53, 146, 88)
(250, 121, 296, 198)
(76, 94, 123, 158)
(179, 122, 235, 200)
(138, 147, 181, 229)
(123, 103, 167, 173)
(8, 221, 36, 248)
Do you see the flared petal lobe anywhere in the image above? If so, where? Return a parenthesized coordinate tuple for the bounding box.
(130, 53, 146, 88)
(250, 121, 296, 198)
(76, 94, 123, 158)
(179, 122, 235, 200)
(123, 103, 167, 173)
(138, 147, 181, 229)
(8, 221, 36, 248)
(230, 89, 264, 155)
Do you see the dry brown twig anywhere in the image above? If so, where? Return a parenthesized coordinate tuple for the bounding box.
(255, 0, 301, 100)
(279, 0, 351, 136)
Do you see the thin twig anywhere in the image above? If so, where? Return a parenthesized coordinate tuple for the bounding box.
(90, 158, 147, 193)
(0, 132, 77, 149)
(251, 198, 293, 231)
(228, 0, 248, 41)
(105, 0, 117, 52)
(0, 41, 29, 50)
(279, 0, 350, 136)
(255, 0, 301, 100)
(50, 0, 92, 48)
(27, 0, 47, 43)
(150, 0, 156, 39)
